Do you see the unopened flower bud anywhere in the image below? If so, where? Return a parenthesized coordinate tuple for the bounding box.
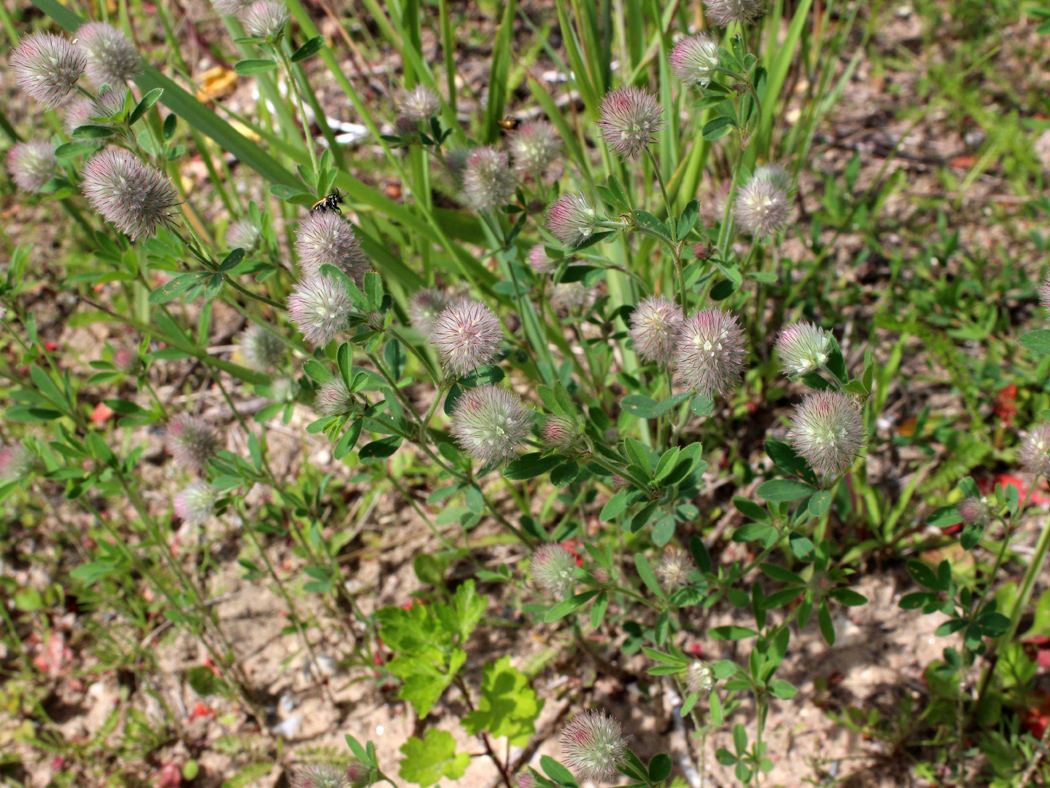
(450, 386, 533, 466)
(675, 309, 747, 400)
(430, 300, 503, 376)
(787, 391, 866, 479)
(344, 759, 372, 788)
(559, 710, 628, 783)
(531, 543, 578, 597)
(775, 322, 832, 377)
(629, 296, 684, 368)
(541, 414, 582, 453)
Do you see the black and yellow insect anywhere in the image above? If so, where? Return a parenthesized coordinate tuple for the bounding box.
(310, 190, 344, 214)
(497, 116, 521, 131)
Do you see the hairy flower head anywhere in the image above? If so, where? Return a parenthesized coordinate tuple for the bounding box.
(546, 193, 598, 247)
(0, 444, 33, 482)
(430, 300, 503, 376)
(398, 85, 441, 123)
(685, 660, 714, 694)
(237, 324, 285, 372)
(1040, 272, 1050, 319)
(7, 141, 58, 194)
(735, 170, 790, 238)
(1019, 424, 1050, 478)
(629, 296, 684, 368)
(775, 322, 833, 377)
(292, 764, 349, 788)
(211, 0, 256, 15)
(227, 218, 263, 253)
(669, 33, 720, 87)
(597, 86, 663, 159)
(173, 481, 218, 528)
(463, 146, 515, 211)
(787, 391, 866, 479)
(528, 244, 557, 275)
(657, 546, 693, 590)
(675, 309, 747, 400)
(450, 386, 534, 466)
(11, 32, 86, 109)
(510, 121, 561, 179)
(703, 0, 767, 26)
(295, 212, 369, 283)
(166, 413, 222, 473)
(81, 148, 179, 240)
(957, 497, 993, 527)
(287, 275, 354, 347)
(241, 1, 289, 39)
(76, 22, 141, 87)
(559, 710, 627, 783)
(315, 377, 354, 417)
(64, 89, 127, 136)
(531, 544, 578, 597)
(541, 415, 583, 453)
(407, 288, 453, 338)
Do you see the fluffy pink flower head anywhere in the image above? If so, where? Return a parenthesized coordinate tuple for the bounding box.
(787, 391, 866, 479)
(430, 300, 503, 376)
(292, 765, 349, 788)
(295, 212, 369, 283)
(237, 324, 285, 372)
(241, 1, 289, 39)
(629, 295, 684, 368)
(703, 0, 767, 26)
(344, 759, 372, 788)
(597, 86, 663, 159)
(957, 497, 993, 527)
(398, 85, 441, 123)
(510, 121, 561, 179)
(227, 218, 263, 253)
(315, 377, 353, 417)
(531, 543, 578, 597)
(541, 414, 582, 453)
(546, 193, 598, 247)
(76, 22, 141, 87)
(112, 347, 139, 373)
(287, 275, 354, 347)
(212, 0, 256, 15)
(81, 148, 179, 240)
(450, 386, 534, 466)
(463, 146, 515, 211)
(517, 772, 537, 788)
(11, 32, 86, 109)
(64, 89, 127, 136)
(559, 710, 628, 783)
(173, 481, 218, 528)
(528, 244, 556, 275)
(775, 322, 832, 377)
(685, 660, 714, 694)
(7, 141, 58, 194)
(407, 288, 453, 338)
(166, 413, 222, 473)
(657, 545, 692, 589)
(734, 170, 790, 238)
(1019, 424, 1050, 478)
(0, 444, 33, 482)
(669, 33, 720, 87)
(674, 309, 747, 400)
